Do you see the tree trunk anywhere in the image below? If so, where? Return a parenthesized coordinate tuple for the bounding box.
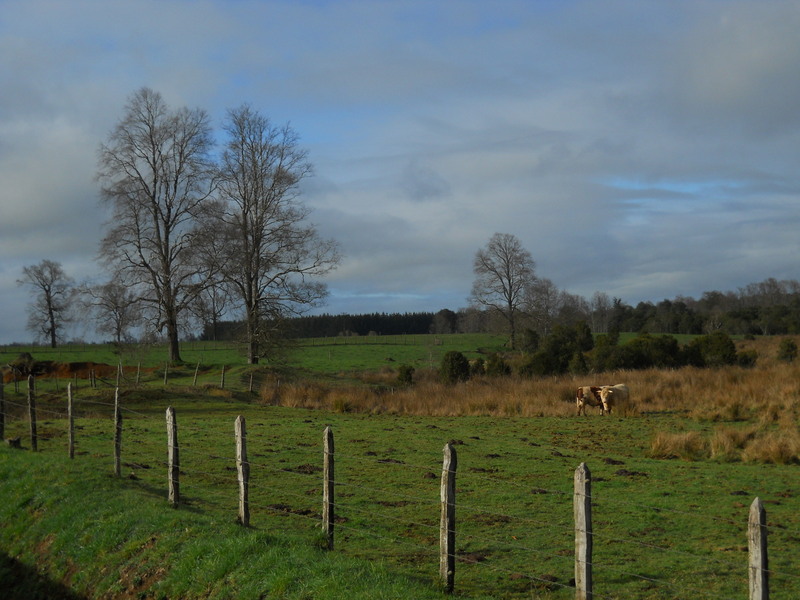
(166, 316, 181, 363)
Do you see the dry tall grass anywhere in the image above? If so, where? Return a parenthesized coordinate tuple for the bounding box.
(259, 336, 800, 463)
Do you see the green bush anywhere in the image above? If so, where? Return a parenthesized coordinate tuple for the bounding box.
(737, 349, 758, 368)
(470, 357, 485, 377)
(687, 331, 737, 367)
(397, 364, 415, 386)
(485, 353, 511, 377)
(440, 351, 470, 384)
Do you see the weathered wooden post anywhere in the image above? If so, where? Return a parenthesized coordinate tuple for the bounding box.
(163, 363, 168, 386)
(323, 426, 335, 550)
(193, 362, 200, 386)
(749, 497, 769, 600)
(249, 373, 254, 393)
(220, 365, 226, 389)
(235, 415, 250, 527)
(28, 375, 37, 452)
(67, 383, 74, 459)
(136, 362, 141, 387)
(440, 441, 457, 593)
(574, 462, 593, 600)
(114, 388, 122, 476)
(166, 406, 179, 507)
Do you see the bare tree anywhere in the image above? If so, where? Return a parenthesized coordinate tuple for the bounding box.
(79, 277, 142, 345)
(470, 233, 536, 349)
(524, 277, 561, 337)
(17, 260, 74, 347)
(211, 105, 340, 364)
(97, 88, 215, 362)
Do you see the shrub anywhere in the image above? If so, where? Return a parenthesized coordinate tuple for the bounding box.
(777, 338, 798, 362)
(440, 351, 470, 384)
(737, 349, 758, 368)
(397, 364, 415, 386)
(686, 331, 737, 367)
(470, 357, 485, 377)
(485, 353, 511, 377)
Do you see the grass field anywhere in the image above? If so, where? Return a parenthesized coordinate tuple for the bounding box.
(1, 334, 799, 598)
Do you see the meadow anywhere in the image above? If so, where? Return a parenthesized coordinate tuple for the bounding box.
(1, 334, 799, 599)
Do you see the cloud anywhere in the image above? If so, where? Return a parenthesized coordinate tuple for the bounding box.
(1, 0, 800, 343)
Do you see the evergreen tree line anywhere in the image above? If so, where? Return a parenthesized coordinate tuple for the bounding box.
(198, 277, 800, 342)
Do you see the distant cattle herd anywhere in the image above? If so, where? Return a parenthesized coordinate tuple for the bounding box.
(575, 383, 629, 415)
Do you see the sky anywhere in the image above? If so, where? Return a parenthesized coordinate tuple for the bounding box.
(2, 0, 800, 344)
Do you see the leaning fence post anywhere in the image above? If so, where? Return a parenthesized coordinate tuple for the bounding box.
(323, 426, 335, 550)
(235, 415, 250, 527)
(440, 441, 457, 593)
(220, 365, 226, 389)
(67, 383, 74, 459)
(166, 406, 179, 507)
(113, 388, 122, 476)
(193, 362, 200, 386)
(574, 462, 593, 600)
(28, 375, 37, 452)
(749, 497, 769, 600)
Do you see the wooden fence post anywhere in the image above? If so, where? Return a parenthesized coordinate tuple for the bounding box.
(114, 388, 122, 477)
(440, 441, 457, 593)
(574, 462, 593, 600)
(749, 497, 769, 600)
(235, 415, 250, 527)
(220, 366, 226, 389)
(163, 363, 168, 386)
(67, 382, 74, 459)
(28, 375, 37, 452)
(323, 426, 335, 550)
(166, 406, 179, 507)
(193, 362, 200, 387)
(136, 362, 141, 387)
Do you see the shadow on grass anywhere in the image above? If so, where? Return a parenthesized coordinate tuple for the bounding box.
(0, 553, 85, 600)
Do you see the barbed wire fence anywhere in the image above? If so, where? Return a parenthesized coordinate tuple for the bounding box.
(0, 376, 794, 599)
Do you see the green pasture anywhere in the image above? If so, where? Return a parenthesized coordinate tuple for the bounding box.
(1, 389, 797, 599)
(0, 333, 507, 369)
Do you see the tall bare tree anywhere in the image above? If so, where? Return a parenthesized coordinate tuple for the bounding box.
(97, 88, 215, 362)
(79, 277, 142, 345)
(470, 233, 536, 349)
(17, 260, 74, 347)
(211, 105, 340, 364)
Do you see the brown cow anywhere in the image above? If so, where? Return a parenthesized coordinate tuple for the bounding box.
(575, 386, 604, 416)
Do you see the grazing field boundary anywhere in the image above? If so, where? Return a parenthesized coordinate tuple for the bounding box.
(2, 378, 796, 599)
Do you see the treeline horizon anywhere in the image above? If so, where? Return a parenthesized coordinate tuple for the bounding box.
(198, 277, 800, 342)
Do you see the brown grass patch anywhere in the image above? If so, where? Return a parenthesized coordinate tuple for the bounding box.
(741, 428, 800, 464)
(649, 431, 710, 461)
